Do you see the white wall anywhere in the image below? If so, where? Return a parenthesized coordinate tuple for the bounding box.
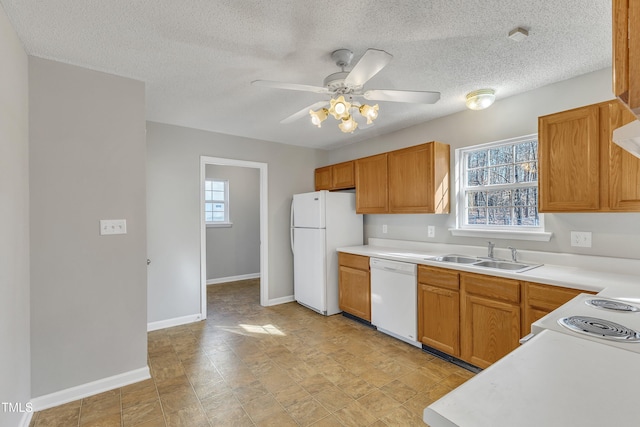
(146, 121, 325, 323)
(327, 68, 640, 259)
(0, 4, 31, 426)
(29, 58, 148, 397)
(205, 165, 260, 281)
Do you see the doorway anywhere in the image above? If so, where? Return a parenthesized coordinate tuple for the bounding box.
(199, 156, 268, 319)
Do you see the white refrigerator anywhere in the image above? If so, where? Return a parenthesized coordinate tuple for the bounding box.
(290, 190, 363, 315)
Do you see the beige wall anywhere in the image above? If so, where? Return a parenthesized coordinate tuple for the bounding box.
(146, 121, 324, 323)
(29, 57, 148, 397)
(0, 3, 31, 425)
(326, 68, 640, 259)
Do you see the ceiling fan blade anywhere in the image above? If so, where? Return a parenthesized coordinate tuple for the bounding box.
(252, 80, 329, 94)
(364, 89, 441, 104)
(344, 49, 393, 87)
(280, 101, 329, 124)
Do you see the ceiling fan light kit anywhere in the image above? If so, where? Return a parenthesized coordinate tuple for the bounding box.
(252, 47, 441, 134)
(465, 89, 496, 110)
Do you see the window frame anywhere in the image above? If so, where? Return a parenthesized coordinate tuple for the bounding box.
(205, 179, 232, 228)
(452, 134, 551, 241)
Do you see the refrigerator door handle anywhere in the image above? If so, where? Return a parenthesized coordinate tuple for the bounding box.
(290, 199, 294, 253)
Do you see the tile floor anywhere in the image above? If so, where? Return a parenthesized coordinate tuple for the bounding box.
(30, 279, 473, 426)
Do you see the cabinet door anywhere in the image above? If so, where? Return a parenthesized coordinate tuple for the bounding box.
(355, 153, 388, 214)
(538, 105, 601, 212)
(315, 166, 332, 191)
(613, 0, 640, 115)
(460, 294, 521, 369)
(609, 101, 640, 210)
(523, 282, 595, 334)
(418, 283, 460, 356)
(389, 144, 434, 213)
(332, 161, 355, 190)
(338, 265, 371, 321)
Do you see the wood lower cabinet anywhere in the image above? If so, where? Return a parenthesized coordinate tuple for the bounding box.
(314, 161, 355, 191)
(338, 253, 370, 321)
(523, 282, 596, 334)
(418, 266, 460, 356)
(613, 0, 640, 117)
(460, 273, 521, 369)
(355, 153, 388, 213)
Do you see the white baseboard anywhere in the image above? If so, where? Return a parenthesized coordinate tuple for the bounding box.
(30, 366, 150, 412)
(147, 313, 202, 332)
(267, 295, 295, 306)
(18, 410, 33, 427)
(207, 273, 260, 285)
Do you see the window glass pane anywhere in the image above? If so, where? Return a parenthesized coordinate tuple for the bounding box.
(212, 212, 225, 221)
(212, 181, 224, 191)
(212, 191, 224, 201)
(487, 190, 511, 207)
(467, 150, 487, 168)
(489, 146, 513, 166)
(488, 166, 514, 185)
(513, 188, 538, 207)
(466, 191, 487, 208)
(205, 202, 213, 212)
(212, 203, 224, 212)
(205, 190, 213, 201)
(205, 181, 212, 191)
(467, 208, 487, 225)
(513, 207, 539, 226)
(205, 212, 214, 222)
(514, 162, 538, 183)
(467, 168, 487, 187)
(487, 207, 511, 225)
(515, 141, 537, 162)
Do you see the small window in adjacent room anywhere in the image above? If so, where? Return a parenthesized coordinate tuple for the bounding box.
(205, 179, 232, 227)
(452, 134, 550, 240)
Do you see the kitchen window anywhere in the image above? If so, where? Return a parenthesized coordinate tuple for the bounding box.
(205, 179, 232, 227)
(452, 135, 550, 241)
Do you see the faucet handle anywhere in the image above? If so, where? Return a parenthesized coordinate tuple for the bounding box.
(508, 246, 518, 262)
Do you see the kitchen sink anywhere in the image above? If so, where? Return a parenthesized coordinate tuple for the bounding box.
(430, 254, 542, 273)
(431, 254, 480, 264)
(473, 260, 541, 273)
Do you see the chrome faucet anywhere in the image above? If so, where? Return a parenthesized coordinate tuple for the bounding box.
(487, 241, 495, 259)
(508, 246, 518, 262)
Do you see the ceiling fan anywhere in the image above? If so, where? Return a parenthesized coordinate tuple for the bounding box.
(252, 48, 441, 133)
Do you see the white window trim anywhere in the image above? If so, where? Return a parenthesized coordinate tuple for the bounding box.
(205, 179, 232, 227)
(451, 134, 552, 242)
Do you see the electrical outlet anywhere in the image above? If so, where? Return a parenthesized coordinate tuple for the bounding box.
(427, 226, 435, 238)
(100, 219, 127, 235)
(570, 231, 592, 247)
(382, 224, 388, 234)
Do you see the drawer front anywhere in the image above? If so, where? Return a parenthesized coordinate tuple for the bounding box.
(418, 265, 459, 290)
(461, 272, 520, 303)
(526, 282, 593, 308)
(338, 252, 369, 270)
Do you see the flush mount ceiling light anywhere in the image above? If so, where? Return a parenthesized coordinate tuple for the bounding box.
(465, 89, 496, 110)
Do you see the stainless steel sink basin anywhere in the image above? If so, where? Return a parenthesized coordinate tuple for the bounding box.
(432, 254, 480, 264)
(473, 260, 541, 273)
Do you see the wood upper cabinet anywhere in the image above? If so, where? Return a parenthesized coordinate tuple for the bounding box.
(338, 253, 371, 321)
(418, 266, 460, 356)
(523, 282, 596, 335)
(538, 104, 601, 212)
(613, 0, 640, 117)
(355, 153, 389, 213)
(608, 101, 640, 210)
(539, 100, 640, 212)
(314, 161, 355, 191)
(354, 141, 450, 214)
(388, 142, 450, 214)
(460, 273, 521, 369)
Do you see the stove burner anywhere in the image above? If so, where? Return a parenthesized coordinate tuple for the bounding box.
(558, 316, 640, 342)
(585, 298, 640, 312)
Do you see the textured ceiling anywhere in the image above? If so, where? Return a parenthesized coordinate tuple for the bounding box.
(1, 0, 611, 149)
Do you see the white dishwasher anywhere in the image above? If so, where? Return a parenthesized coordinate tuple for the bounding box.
(370, 257, 420, 347)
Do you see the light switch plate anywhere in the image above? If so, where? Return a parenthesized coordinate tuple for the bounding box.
(100, 219, 127, 235)
(570, 231, 591, 247)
